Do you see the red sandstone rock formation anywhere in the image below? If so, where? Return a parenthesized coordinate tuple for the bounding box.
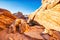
(0, 8, 17, 30)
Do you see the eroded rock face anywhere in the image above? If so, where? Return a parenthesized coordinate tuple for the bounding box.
(0, 8, 17, 30)
(8, 19, 29, 33)
(27, 0, 60, 39)
(34, 1, 60, 33)
(28, 0, 60, 32)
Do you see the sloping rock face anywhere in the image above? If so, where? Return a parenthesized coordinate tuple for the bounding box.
(27, 0, 60, 40)
(34, 0, 60, 33)
(0, 8, 17, 30)
(28, 0, 60, 33)
(35, 4, 60, 32)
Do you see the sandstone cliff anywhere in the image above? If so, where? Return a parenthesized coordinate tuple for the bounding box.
(28, 0, 60, 33)
(27, 0, 60, 40)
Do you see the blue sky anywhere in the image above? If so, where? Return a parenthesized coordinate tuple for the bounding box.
(0, 0, 41, 15)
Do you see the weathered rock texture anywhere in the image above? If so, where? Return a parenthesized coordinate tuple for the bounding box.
(28, 0, 60, 39)
(0, 8, 17, 30)
(28, 0, 60, 33)
(0, 0, 60, 40)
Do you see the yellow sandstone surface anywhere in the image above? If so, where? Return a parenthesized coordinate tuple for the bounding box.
(28, 0, 60, 33)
